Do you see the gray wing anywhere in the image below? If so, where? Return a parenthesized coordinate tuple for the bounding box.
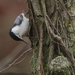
(14, 15, 23, 25)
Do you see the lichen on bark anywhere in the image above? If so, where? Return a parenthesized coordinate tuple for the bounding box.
(27, 0, 75, 75)
(49, 56, 71, 75)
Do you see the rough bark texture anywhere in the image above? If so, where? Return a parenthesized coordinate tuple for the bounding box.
(27, 0, 75, 75)
(49, 56, 71, 75)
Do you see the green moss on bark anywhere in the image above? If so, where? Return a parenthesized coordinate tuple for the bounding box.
(49, 56, 71, 75)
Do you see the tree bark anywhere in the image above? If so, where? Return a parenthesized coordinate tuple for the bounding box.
(27, 0, 75, 75)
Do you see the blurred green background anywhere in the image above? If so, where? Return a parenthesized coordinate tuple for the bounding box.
(0, 0, 32, 75)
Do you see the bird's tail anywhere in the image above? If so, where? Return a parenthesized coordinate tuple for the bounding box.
(22, 39, 28, 44)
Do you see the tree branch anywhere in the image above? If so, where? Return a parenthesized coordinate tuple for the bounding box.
(28, 0, 40, 40)
(41, 0, 75, 74)
(37, 17, 44, 75)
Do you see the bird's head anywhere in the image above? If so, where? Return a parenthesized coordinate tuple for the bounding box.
(20, 10, 25, 18)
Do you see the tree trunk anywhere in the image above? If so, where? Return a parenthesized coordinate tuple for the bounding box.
(27, 0, 75, 75)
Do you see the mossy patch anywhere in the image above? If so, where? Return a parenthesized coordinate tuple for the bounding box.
(49, 56, 71, 75)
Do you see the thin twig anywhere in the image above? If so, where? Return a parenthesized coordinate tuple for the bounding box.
(0, 47, 32, 73)
(14, 53, 28, 65)
(55, 0, 72, 49)
(29, 0, 39, 40)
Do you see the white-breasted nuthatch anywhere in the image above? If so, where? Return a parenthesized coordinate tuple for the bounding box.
(9, 11, 29, 44)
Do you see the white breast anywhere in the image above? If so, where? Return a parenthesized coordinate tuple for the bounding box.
(19, 18, 29, 36)
(11, 26, 20, 35)
(12, 17, 29, 37)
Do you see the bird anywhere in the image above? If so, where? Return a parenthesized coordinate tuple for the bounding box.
(9, 11, 29, 44)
